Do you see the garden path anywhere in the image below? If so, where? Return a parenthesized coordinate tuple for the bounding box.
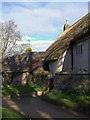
(2, 95, 88, 119)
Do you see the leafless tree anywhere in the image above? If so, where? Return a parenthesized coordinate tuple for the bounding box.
(1, 20, 21, 58)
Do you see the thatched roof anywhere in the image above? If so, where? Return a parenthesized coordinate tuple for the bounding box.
(2, 52, 46, 74)
(43, 13, 90, 70)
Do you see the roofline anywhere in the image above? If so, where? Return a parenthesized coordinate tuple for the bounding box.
(43, 13, 90, 71)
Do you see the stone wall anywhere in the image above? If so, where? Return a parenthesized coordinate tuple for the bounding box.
(53, 73, 90, 89)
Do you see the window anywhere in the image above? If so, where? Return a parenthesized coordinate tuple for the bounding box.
(76, 44, 82, 55)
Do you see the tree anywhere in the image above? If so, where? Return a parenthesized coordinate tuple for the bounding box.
(1, 20, 21, 58)
(25, 47, 32, 52)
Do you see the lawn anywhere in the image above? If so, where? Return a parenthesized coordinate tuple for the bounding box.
(0, 106, 31, 119)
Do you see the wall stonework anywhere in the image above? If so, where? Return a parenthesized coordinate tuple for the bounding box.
(53, 74, 90, 89)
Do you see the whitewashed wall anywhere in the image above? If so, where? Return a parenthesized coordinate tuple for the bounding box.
(49, 38, 89, 74)
(49, 51, 67, 74)
(73, 39, 88, 73)
(63, 49, 72, 72)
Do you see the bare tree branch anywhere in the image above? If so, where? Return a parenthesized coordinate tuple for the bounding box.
(1, 20, 21, 58)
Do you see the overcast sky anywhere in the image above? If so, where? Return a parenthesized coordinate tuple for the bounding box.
(2, 2, 88, 51)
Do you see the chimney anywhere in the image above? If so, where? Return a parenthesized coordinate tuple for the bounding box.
(63, 20, 70, 31)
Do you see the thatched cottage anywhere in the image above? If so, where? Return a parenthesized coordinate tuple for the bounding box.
(2, 52, 47, 85)
(43, 13, 90, 75)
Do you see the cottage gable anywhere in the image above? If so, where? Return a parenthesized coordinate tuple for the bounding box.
(44, 13, 90, 73)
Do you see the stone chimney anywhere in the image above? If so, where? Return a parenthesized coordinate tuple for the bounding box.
(63, 20, 70, 31)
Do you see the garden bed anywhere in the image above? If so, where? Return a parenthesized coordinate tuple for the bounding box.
(2, 82, 46, 98)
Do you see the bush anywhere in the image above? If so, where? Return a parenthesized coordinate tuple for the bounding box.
(2, 82, 47, 97)
(25, 48, 32, 52)
(61, 85, 90, 96)
(33, 73, 48, 84)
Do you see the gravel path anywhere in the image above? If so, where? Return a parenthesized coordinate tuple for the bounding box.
(2, 95, 88, 119)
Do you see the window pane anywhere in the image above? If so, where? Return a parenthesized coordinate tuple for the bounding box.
(76, 44, 82, 55)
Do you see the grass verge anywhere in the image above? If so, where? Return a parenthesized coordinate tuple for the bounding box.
(41, 89, 90, 114)
(0, 106, 30, 119)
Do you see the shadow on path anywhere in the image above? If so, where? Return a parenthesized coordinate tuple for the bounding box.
(2, 95, 88, 119)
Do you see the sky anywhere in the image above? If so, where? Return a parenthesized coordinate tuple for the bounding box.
(1, 2, 88, 51)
